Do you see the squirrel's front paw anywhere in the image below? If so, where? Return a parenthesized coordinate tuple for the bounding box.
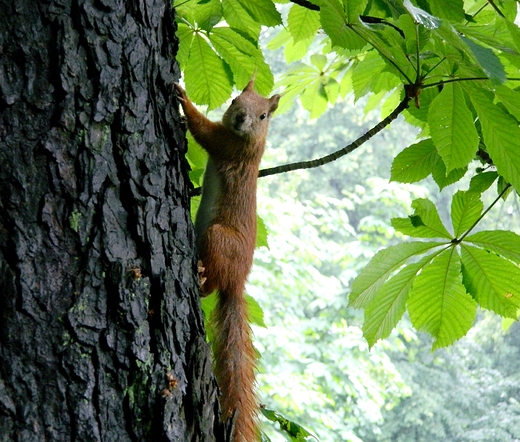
(197, 260, 208, 293)
(173, 83, 187, 103)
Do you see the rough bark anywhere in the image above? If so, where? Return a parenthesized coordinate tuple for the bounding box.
(0, 0, 222, 440)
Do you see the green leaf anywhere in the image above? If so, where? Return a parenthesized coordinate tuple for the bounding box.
(323, 77, 340, 104)
(408, 248, 477, 349)
(468, 86, 520, 193)
(300, 80, 328, 119)
(428, 0, 464, 22)
(342, 0, 368, 22)
(392, 198, 452, 239)
(390, 138, 440, 183)
(351, 52, 387, 100)
(185, 34, 233, 109)
(194, 0, 223, 31)
(451, 191, 483, 238)
(186, 132, 208, 170)
(284, 35, 315, 64)
(320, 0, 367, 50)
(256, 215, 269, 249)
(222, 0, 261, 39)
(176, 23, 195, 68)
(353, 22, 415, 82)
(349, 241, 443, 308)
(201, 292, 267, 341)
(465, 230, 520, 264)
(261, 408, 316, 441)
(287, 4, 320, 43)
(310, 54, 327, 71)
(431, 160, 467, 189)
(461, 245, 520, 318)
(495, 85, 520, 121)
(245, 294, 266, 328)
(502, 316, 517, 332)
(460, 36, 506, 85)
(468, 171, 498, 194)
(209, 27, 274, 95)
(428, 83, 479, 172)
(236, 0, 282, 27)
(201, 291, 218, 341)
(363, 253, 436, 347)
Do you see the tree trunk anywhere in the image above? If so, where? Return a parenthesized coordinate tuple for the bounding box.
(0, 0, 222, 440)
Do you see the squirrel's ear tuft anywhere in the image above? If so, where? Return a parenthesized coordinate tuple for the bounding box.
(243, 71, 257, 92)
(269, 94, 281, 114)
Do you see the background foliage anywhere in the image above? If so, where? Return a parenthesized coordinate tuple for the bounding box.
(175, 0, 520, 440)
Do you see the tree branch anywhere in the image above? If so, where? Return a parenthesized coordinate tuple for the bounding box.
(258, 95, 410, 178)
(289, 0, 320, 11)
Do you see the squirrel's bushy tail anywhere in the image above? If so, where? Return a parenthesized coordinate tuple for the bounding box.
(213, 288, 258, 442)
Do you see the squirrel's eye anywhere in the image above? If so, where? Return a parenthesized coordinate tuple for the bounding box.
(231, 98, 236, 105)
(260, 113, 267, 120)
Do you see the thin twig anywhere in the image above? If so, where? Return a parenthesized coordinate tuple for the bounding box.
(457, 184, 511, 243)
(259, 95, 410, 177)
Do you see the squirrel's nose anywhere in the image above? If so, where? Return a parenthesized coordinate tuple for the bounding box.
(235, 112, 246, 124)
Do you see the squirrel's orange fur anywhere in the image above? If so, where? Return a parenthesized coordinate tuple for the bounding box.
(174, 79, 280, 442)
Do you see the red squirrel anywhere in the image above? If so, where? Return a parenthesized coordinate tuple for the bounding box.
(174, 79, 280, 442)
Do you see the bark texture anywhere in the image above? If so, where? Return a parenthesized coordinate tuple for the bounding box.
(0, 0, 221, 440)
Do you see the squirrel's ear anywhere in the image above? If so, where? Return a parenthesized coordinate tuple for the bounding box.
(243, 72, 257, 92)
(243, 79, 254, 92)
(269, 94, 281, 113)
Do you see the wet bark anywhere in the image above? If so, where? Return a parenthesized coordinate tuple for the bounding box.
(0, 0, 221, 440)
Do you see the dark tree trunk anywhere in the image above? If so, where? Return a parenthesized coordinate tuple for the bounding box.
(0, 0, 221, 440)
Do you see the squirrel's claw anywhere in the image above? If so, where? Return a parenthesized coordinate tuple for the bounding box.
(173, 82, 187, 103)
(197, 260, 208, 292)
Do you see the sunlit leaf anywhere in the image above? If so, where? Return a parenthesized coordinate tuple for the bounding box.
(495, 85, 520, 121)
(257, 215, 269, 249)
(349, 241, 443, 308)
(185, 34, 233, 109)
(320, 0, 366, 50)
(300, 80, 328, 119)
(193, 0, 223, 31)
(431, 160, 467, 190)
(465, 230, 520, 264)
(354, 22, 415, 82)
(428, 83, 479, 172)
(245, 294, 266, 328)
(261, 408, 317, 440)
(468, 86, 520, 193)
(176, 23, 195, 68)
(451, 191, 483, 238)
(461, 245, 520, 318)
(237, 0, 282, 27)
(391, 139, 439, 183)
(408, 248, 477, 349)
(222, 0, 261, 39)
(392, 198, 452, 239)
(287, 3, 320, 42)
(351, 52, 386, 100)
(210, 28, 273, 95)
(363, 254, 436, 347)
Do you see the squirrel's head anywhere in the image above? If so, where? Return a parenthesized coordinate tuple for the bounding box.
(222, 77, 280, 140)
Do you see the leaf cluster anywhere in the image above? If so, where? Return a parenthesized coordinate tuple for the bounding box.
(177, 0, 520, 356)
(175, 0, 280, 108)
